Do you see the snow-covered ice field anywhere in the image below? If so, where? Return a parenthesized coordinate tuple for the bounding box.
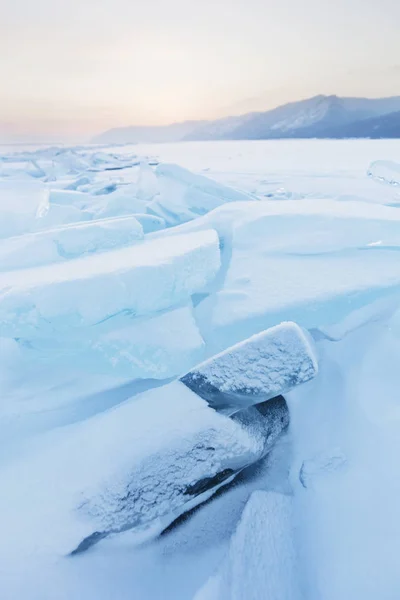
(1, 139, 400, 599)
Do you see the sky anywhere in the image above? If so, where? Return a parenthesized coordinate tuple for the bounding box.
(1, 0, 400, 141)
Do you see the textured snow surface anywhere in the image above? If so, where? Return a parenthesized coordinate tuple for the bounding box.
(2, 140, 400, 600)
(181, 322, 317, 410)
(195, 491, 300, 600)
(289, 304, 400, 600)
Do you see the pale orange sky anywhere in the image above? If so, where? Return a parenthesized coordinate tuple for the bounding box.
(1, 0, 399, 141)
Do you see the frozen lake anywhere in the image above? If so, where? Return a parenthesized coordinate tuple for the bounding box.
(125, 137, 400, 183)
(1, 139, 400, 600)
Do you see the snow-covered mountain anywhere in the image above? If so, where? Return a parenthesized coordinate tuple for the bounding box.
(186, 95, 400, 140)
(316, 109, 400, 139)
(93, 95, 400, 143)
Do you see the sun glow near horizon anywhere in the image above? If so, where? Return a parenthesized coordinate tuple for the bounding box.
(1, 0, 400, 141)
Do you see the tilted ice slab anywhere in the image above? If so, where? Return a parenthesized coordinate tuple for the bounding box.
(154, 197, 400, 251)
(23, 305, 206, 379)
(150, 199, 400, 345)
(91, 306, 205, 378)
(181, 322, 318, 412)
(0, 147, 138, 180)
(0, 216, 144, 270)
(0, 178, 99, 238)
(48, 185, 145, 213)
(0, 229, 220, 337)
(36, 203, 94, 231)
(169, 200, 400, 349)
(48, 188, 90, 208)
(94, 184, 147, 218)
(73, 394, 289, 553)
(0, 159, 46, 180)
(133, 213, 166, 233)
(0, 180, 49, 238)
(195, 491, 300, 600)
(85, 150, 139, 172)
(0, 384, 288, 559)
(0, 306, 206, 442)
(136, 161, 159, 202)
(147, 163, 255, 226)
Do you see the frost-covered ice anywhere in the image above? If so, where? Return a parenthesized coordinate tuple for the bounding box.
(181, 322, 318, 411)
(0, 382, 282, 559)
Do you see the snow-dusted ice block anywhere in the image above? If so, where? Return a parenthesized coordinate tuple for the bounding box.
(136, 162, 158, 201)
(72, 393, 288, 552)
(0, 215, 144, 270)
(0, 229, 220, 337)
(16, 306, 206, 380)
(181, 322, 318, 411)
(184, 200, 400, 347)
(72, 395, 287, 553)
(35, 201, 92, 230)
(53, 215, 143, 257)
(95, 184, 147, 218)
(6, 311, 199, 385)
(195, 491, 300, 600)
(50, 185, 146, 220)
(134, 213, 166, 233)
(0, 180, 49, 238)
(52, 149, 90, 174)
(91, 306, 205, 378)
(0, 383, 287, 557)
(147, 163, 255, 226)
(368, 160, 400, 187)
(63, 175, 92, 190)
(86, 151, 139, 172)
(48, 188, 89, 207)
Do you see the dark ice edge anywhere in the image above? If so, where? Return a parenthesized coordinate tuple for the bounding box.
(180, 370, 289, 413)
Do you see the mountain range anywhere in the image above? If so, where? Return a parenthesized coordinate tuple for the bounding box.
(92, 95, 400, 144)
